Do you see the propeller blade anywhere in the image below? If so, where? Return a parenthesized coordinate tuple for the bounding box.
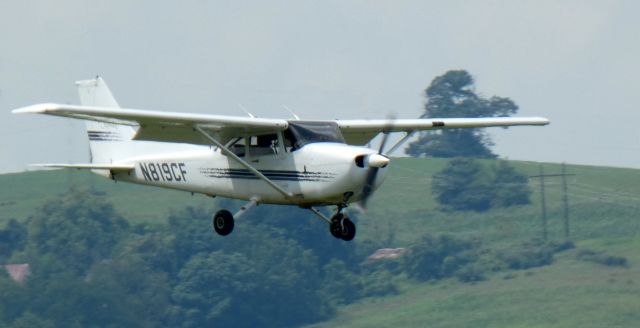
(360, 116, 396, 209)
(360, 167, 379, 208)
(378, 131, 390, 154)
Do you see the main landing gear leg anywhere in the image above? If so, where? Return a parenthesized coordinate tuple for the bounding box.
(212, 197, 260, 236)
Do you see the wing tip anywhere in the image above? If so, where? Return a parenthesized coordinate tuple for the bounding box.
(75, 76, 103, 87)
(535, 117, 551, 125)
(12, 103, 59, 114)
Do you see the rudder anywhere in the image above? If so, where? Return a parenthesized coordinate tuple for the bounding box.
(76, 77, 136, 163)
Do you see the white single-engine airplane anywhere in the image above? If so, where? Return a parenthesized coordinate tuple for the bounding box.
(13, 77, 549, 241)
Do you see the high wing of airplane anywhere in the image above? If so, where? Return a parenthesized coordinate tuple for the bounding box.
(13, 77, 549, 241)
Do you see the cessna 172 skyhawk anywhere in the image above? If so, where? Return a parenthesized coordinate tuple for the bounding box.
(13, 77, 549, 241)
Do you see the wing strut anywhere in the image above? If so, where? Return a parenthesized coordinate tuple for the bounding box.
(385, 131, 416, 155)
(194, 126, 294, 199)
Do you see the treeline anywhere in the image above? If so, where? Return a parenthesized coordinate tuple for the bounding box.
(371, 234, 575, 285)
(0, 192, 397, 327)
(0, 189, 586, 327)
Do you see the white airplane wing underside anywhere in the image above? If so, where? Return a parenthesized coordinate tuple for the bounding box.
(13, 103, 289, 145)
(336, 117, 550, 145)
(14, 103, 549, 146)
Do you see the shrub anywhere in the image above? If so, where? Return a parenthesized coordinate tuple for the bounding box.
(403, 234, 480, 281)
(546, 240, 575, 253)
(576, 249, 628, 268)
(455, 263, 486, 283)
(497, 241, 554, 270)
(361, 270, 399, 298)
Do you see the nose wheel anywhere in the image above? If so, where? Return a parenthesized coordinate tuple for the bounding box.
(330, 213, 356, 241)
(306, 194, 358, 241)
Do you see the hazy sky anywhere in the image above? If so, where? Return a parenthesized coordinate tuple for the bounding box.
(1, 1, 639, 173)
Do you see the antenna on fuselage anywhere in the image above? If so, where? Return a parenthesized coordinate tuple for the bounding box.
(237, 104, 255, 118)
(283, 106, 300, 120)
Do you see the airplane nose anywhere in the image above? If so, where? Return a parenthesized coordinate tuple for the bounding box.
(367, 154, 390, 168)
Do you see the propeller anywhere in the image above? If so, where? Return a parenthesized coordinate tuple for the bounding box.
(359, 126, 392, 208)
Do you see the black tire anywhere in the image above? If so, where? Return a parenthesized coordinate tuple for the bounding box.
(330, 213, 344, 239)
(329, 214, 356, 241)
(339, 218, 356, 241)
(212, 209, 234, 236)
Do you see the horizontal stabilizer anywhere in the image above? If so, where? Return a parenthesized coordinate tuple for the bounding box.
(30, 163, 135, 171)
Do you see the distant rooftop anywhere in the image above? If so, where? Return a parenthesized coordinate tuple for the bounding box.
(367, 248, 406, 261)
(4, 264, 30, 283)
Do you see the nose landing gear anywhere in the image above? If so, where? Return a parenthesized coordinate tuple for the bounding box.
(330, 212, 356, 241)
(307, 193, 357, 241)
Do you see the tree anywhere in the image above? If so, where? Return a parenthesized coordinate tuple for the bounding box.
(23, 191, 130, 277)
(491, 161, 532, 208)
(0, 219, 26, 262)
(172, 244, 330, 328)
(406, 70, 519, 158)
(6, 312, 55, 328)
(0, 274, 28, 325)
(82, 255, 171, 327)
(321, 259, 362, 304)
(432, 158, 494, 211)
(241, 203, 359, 267)
(166, 206, 223, 272)
(432, 158, 531, 212)
(172, 251, 265, 327)
(403, 234, 477, 281)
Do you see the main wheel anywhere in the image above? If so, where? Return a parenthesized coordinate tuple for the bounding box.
(212, 209, 234, 236)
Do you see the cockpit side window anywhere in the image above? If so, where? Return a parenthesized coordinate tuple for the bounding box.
(226, 134, 279, 157)
(248, 133, 279, 157)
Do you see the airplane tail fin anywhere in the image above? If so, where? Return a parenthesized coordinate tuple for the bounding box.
(76, 77, 136, 164)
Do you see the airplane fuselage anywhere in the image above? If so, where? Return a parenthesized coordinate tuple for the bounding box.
(108, 142, 389, 206)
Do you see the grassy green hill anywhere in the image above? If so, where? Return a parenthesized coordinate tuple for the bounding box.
(1, 158, 639, 327)
(0, 169, 215, 225)
(342, 158, 640, 250)
(307, 252, 640, 328)
(312, 159, 640, 328)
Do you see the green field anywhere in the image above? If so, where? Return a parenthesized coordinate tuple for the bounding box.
(0, 169, 216, 225)
(312, 159, 640, 328)
(1, 158, 639, 327)
(307, 251, 640, 328)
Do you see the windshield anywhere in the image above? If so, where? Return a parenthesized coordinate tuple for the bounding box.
(284, 121, 346, 150)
